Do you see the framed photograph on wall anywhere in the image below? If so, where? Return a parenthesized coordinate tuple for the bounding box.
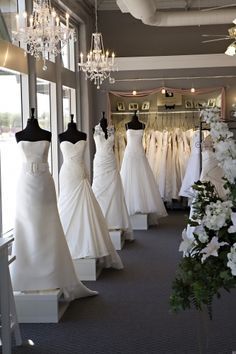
(117, 102, 125, 111)
(207, 98, 216, 108)
(185, 100, 194, 109)
(141, 101, 150, 111)
(194, 100, 207, 109)
(128, 103, 139, 111)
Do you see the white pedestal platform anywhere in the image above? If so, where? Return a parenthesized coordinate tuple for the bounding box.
(14, 289, 69, 323)
(73, 258, 103, 281)
(109, 230, 125, 250)
(130, 214, 148, 230)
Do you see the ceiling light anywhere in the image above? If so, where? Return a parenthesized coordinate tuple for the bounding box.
(161, 87, 166, 94)
(190, 86, 196, 93)
(132, 90, 137, 96)
(12, 0, 75, 71)
(78, 0, 116, 88)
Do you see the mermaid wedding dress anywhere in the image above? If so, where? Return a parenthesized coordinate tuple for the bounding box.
(58, 139, 123, 270)
(11, 140, 97, 300)
(92, 124, 133, 240)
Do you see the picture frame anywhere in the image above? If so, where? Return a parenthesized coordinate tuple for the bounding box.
(207, 98, 216, 108)
(194, 100, 207, 109)
(141, 101, 150, 111)
(128, 103, 139, 111)
(117, 102, 125, 111)
(185, 100, 194, 109)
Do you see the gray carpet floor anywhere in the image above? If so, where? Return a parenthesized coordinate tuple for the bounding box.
(11, 211, 236, 354)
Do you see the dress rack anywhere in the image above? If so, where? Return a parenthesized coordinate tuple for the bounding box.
(111, 110, 200, 116)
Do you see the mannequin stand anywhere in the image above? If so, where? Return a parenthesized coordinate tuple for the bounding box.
(14, 289, 69, 323)
(73, 258, 103, 281)
(109, 230, 125, 250)
(130, 214, 148, 230)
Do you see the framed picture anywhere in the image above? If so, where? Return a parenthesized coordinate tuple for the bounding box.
(207, 98, 216, 108)
(117, 102, 125, 111)
(194, 100, 207, 109)
(128, 103, 139, 111)
(141, 101, 150, 111)
(185, 100, 194, 109)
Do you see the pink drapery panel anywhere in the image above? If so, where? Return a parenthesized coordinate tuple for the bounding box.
(107, 86, 226, 123)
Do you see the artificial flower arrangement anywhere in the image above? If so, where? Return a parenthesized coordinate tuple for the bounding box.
(170, 108, 236, 319)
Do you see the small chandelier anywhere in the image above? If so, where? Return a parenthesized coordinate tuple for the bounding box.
(12, 0, 75, 70)
(78, 0, 117, 89)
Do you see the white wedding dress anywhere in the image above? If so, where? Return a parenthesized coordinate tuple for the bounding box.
(58, 140, 123, 270)
(11, 140, 97, 300)
(120, 129, 167, 218)
(92, 124, 133, 240)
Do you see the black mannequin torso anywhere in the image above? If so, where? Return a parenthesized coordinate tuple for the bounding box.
(126, 111, 145, 130)
(59, 114, 87, 144)
(93, 112, 108, 139)
(15, 108, 51, 143)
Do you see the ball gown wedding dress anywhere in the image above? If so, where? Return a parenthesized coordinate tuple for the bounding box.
(120, 129, 167, 218)
(92, 124, 133, 240)
(11, 140, 97, 300)
(58, 139, 123, 270)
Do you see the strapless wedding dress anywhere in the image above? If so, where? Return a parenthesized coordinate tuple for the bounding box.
(58, 140, 123, 270)
(11, 140, 97, 300)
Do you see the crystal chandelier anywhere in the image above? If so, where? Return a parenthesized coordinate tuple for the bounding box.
(12, 0, 75, 70)
(78, 0, 117, 89)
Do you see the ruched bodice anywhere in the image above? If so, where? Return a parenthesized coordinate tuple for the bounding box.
(60, 140, 87, 181)
(94, 134, 115, 156)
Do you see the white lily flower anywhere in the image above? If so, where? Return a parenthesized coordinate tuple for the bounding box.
(227, 243, 236, 276)
(228, 212, 236, 233)
(179, 228, 195, 257)
(200, 236, 228, 263)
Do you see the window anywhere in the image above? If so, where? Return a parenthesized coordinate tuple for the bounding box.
(63, 86, 76, 130)
(0, 0, 25, 45)
(0, 70, 23, 234)
(36, 78, 51, 131)
(61, 23, 75, 71)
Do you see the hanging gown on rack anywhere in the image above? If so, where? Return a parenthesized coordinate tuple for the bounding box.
(58, 140, 123, 270)
(92, 124, 133, 240)
(120, 129, 167, 218)
(11, 140, 97, 299)
(179, 130, 201, 198)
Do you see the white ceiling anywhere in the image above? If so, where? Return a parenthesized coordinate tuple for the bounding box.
(89, 0, 236, 11)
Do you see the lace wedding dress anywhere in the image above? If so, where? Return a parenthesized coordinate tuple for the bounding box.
(58, 139, 123, 270)
(92, 124, 133, 240)
(11, 140, 97, 300)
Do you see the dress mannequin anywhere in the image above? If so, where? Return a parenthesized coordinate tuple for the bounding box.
(126, 111, 145, 130)
(15, 108, 51, 142)
(58, 114, 123, 269)
(11, 109, 97, 298)
(59, 114, 86, 143)
(92, 112, 108, 139)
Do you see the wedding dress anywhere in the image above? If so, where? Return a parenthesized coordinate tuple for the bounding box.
(120, 129, 167, 218)
(92, 124, 133, 239)
(58, 140, 123, 270)
(11, 140, 97, 300)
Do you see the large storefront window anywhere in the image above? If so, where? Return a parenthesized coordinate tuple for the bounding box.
(61, 23, 75, 71)
(63, 86, 76, 130)
(0, 0, 25, 44)
(0, 70, 23, 234)
(36, 78, 51, 131)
